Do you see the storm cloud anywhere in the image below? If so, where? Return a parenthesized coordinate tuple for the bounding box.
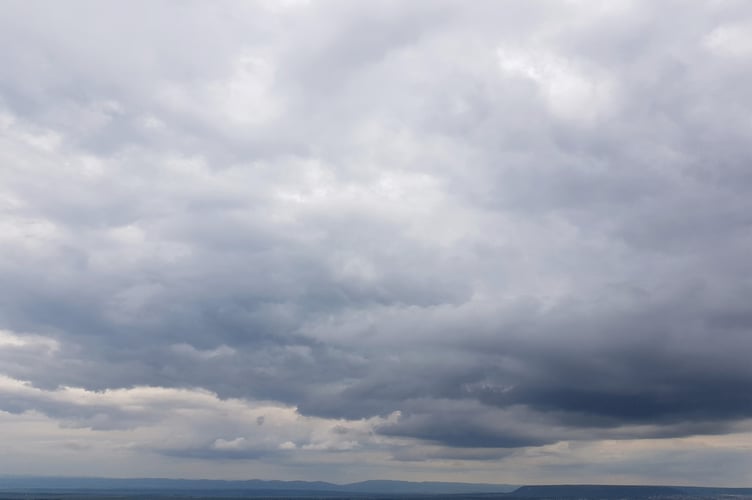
(1, 0, 752, 485)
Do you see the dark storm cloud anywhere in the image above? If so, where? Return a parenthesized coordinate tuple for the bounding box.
(1, 0, 752, 473)
(377, 413, 551, 449)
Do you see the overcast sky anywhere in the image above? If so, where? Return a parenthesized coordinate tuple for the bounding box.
(1, 0, 752, 486)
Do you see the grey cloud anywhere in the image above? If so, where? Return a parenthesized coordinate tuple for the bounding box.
(1, 0, 752, 481)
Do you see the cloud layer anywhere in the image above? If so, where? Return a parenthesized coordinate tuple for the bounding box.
(1, 0, 752, 485)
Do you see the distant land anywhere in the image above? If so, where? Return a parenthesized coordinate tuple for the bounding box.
(1, 477, 751, 499)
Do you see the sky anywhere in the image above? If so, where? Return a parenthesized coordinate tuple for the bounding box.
(1, 0, 752, 487)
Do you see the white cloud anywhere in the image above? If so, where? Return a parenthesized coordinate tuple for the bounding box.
(160, 53, 283, 129)
(704, 22, 752, 57)
(0, 330, 59, 352)
(497, 46, 617, 123)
